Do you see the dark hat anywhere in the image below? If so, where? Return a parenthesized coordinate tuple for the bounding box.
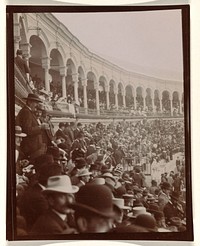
(71, 148, 85, 161)
(111, 224, 149, 233)
(134, 214, 158, 232)
(34, 154, 54, 172)
(170, 191, 181, 201)
(89, 164, 102, 172)
(38, 162, 62, 183)
(147, 204, 164, 217)
(161, 182, 171, 190)
(59, 122, 65, 128)
(77, 122, 82, 127)
(133, 199, 144, 207)
(71, 184, 115, 218)
(23, 93, 43, 103)
(16, 49, 23, 55)
(74, 157, 87, 169)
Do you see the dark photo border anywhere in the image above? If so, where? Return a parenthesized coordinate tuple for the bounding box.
(6, 4, 193, 241)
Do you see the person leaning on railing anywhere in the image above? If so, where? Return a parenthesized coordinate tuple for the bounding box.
(15, 49, 30, 83)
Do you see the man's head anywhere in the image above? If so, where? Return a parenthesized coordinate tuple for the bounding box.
(71, 184, 115, 233)
(43, 175, 79, 214)
(16, 49, 23, 57)
(24, 93, 43, 111)
(77, 169, 92, 184)
(59, 122, 65, 131)
(161, 182, 171, 195)
(15, 126, 26, 146)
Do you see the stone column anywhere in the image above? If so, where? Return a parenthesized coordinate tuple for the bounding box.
(94, 83, 100, 115)
(105, 85, 110, 110)
(133, 91, 136, 110)
(60, 67, 66, 98)
(82, 79, 88, 114)
(42, 57, 51, 92)
(72, 74, 79, 105)
(122, 92, 126, 108)
(179, 99, 182, 114)
(114, 91, 119, 110)
(143, 95, 146, 110)
(152, 97, 155, 112)
(169, 94, 173, 116)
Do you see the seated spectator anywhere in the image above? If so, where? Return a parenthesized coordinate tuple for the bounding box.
(31, 175, 79, 234)
(71, 184, 115, 233)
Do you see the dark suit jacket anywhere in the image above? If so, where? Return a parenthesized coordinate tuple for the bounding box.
(16, 106, 44, 158)
(30, 209, 76, 235)
(18, 183, 49, 231)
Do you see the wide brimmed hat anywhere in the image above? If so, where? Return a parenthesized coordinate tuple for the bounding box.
(170, 191, 181, 201)
(112, 198, 131, 210)
(127, 206, 150, 219)
(71, 184, 115, 218)
(43, 175, 79, 194)
(77, 169, 92, 177)
(23, 93, 43, 103)
(161, 182, 171, 190)
(134, 214, 158, 232)
(147, 204, 164, 217)
(15, 126, 27, 137)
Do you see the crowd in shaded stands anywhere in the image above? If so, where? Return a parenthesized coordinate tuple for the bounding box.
(15, 93, 186, 236)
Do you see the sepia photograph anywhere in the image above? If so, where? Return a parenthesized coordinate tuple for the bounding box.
(6, 5, 193, 241)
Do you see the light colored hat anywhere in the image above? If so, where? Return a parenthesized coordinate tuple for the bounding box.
(78, 169, 92, 177)
(43, 175, 79, 194)
(15, 126, 27, 137)
(102, 172, 116, 182)
(127, 206, 151, 218)
(112, 198, 131, 210)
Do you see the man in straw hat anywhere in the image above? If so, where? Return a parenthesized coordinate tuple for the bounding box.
(16, 93, 50, 160)
(15, 125, 27, 167)
(70, 184, 115, 233)
(76, 169, 92, 188)
(30, 175, 79, 234)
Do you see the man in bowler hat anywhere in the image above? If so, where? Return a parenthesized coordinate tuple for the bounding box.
(16, 93, 49, 160)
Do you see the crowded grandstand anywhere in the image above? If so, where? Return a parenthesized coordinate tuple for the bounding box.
(13, 12, 187, 237)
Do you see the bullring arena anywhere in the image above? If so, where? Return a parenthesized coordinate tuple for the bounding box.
(12, 12, 188, 237)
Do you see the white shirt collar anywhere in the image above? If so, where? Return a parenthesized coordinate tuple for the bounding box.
(52, 209, 67, 221)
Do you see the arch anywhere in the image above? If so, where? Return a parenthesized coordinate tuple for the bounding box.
(145, 87, 153, 110)
(28, 29, 50, 52)
(99, 75, 108, 89)
(136, 86, 144, 110)
(48, 42, 66, 62)
(162, 90, 171, 113)
(172, 91, 180, 111)
(87, 71, 98, 109)
(29, 35, 48, 91)
(50, 48, 64, 69)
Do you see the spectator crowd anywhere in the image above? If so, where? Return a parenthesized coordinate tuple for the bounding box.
(14, 92, 186, 236)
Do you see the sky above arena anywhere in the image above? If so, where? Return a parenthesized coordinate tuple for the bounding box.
(53, 10, 183, 81)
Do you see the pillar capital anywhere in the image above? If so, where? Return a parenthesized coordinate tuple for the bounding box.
(59, 66, 66, 77)
(41, 57, 51, 69)
(81, 78, 87, 87)
(105, 84, 109, 93)
(72, 73, 79, 82)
